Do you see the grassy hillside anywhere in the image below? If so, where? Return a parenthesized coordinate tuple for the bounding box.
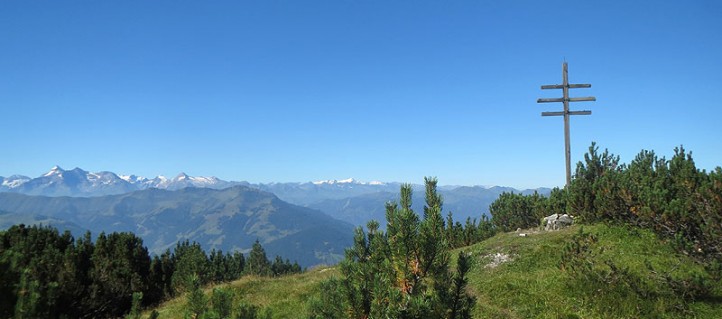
(149, 224, 722, 318)
(464, 224, 722, 318)
(147, 267, 338, 319)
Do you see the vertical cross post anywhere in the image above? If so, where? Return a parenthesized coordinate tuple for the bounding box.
(538, 62, 595, 187)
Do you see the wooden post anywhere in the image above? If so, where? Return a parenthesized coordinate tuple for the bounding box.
(538, 62, 595, 187)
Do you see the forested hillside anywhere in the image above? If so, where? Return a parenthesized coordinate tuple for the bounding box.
(0, 186, 354, 267)
(0, 225, 301, 318)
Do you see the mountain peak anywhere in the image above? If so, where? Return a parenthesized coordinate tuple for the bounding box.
(313, 178, 354, 185)
(1, 175, 31, 188)
(44, 165, 65, 177)
(69, 167, 89, 174)
(312, 178, 385, 186)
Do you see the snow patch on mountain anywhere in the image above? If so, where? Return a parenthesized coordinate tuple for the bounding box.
(1, 175, 31, 188)
(44, 165, 64, 177)
(119, 174, 149, 184)
(0, 167, 236, 196)
(312, 178, 387, 186)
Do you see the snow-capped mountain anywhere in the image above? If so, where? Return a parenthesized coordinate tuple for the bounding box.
(1, 166, 553, 232)
(0, 175, 31, 190)
(0, 166, 399, 198)
(0, 166, 238, 197)
(159, 173, 232, 191)
(312, 178, 386, 186)
(122, 173, 236, 191)
(10, 166, 137, 196)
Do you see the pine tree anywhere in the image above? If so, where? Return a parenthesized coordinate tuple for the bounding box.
(325, 178, 475, 318)
(125, 292, 143, 319)
(228, 251, 246, 280)
(209, 249, 227, 283)
(447, 252, 474, 319)
(172, 241, 210, 293)
(185, 273, 207, 319)
(210, 287, 233, 319)
(247, 240, 271, 276)
(14, 269, 42, 319)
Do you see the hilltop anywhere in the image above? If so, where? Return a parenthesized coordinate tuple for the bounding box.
(147, 223, 722, 318)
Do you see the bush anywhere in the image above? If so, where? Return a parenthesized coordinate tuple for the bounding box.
(308, 178, 475, 318)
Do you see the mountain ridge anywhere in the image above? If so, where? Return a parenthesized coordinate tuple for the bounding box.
(0, 186, 354, 267)
(0, 166, 547, 198)
(0, 167, 552, 232)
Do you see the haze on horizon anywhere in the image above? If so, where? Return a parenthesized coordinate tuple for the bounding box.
(1, 1, 720, 190)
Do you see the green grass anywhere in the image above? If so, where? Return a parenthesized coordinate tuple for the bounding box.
(146, 267, 338, 319)
(461, 224, 722, 318)
(148, 224, 722, 318)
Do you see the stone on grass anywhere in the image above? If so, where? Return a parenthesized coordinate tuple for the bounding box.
(542, 213, 574, 231)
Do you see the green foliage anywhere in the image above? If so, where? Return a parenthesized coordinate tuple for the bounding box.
(151, 223, 722, 318)
(307, 278, 345, 319)
(90, 231, 151, 316)
(463, 223, 722, 318)
(149, 249, 175, 302)
(210, 287, 234, 319)
(543, 187, 568, 216)
(173, 241, 211, 293)
(560, 227, 718, 317)
(0, 225, 154, 318)
(443, 212, 495, 250)
(247, 240, 271, 276)
(448, 251, 474, 319)
(310, 177, 475, 318)
(185, 274, 208, 319)
(236, 301, 271, 319)
(489, 191, 545, 232)
(14, 269, 45, 319)
(125, 292, 144, 319)
(567, 142, 622, 223)
(489, 143, 722, 265)
(270, 255, 302, 277)
(0, 223, 299, 319)
(483, 143, 722, 316)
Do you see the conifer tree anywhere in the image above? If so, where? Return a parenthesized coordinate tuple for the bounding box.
(210, 287, 233, 319)
(125, 292, 143, 319)
(247, 240, 270, 276)
(322, 178, 475, 318)
(447, 252, 474, 319)
(14, 269, 42, 319)
(185, 273, 207, 319)
(172, 241, 210, 293)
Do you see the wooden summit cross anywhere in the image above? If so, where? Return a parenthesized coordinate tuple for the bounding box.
(538, 62, 596, 187)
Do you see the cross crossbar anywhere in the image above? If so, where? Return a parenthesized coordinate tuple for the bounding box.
(542, 111, 592, 117)
(541, 84, 591, 89)
(537, 97, 596, 103)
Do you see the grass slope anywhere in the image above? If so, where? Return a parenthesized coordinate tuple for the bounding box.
(149, 224, 722, 318)
(464, 224, 722, 318)
(147, 267, 338, 319)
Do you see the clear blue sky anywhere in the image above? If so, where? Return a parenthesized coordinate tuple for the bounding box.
(1, 1, 720, 189)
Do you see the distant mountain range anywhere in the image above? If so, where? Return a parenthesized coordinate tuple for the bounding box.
(1, 166, 551, 224)
(0, 166, 238, 196)
(0, 186, 353, 267)
(306, 186, 549, 228)
(0, 167, 551, 266)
